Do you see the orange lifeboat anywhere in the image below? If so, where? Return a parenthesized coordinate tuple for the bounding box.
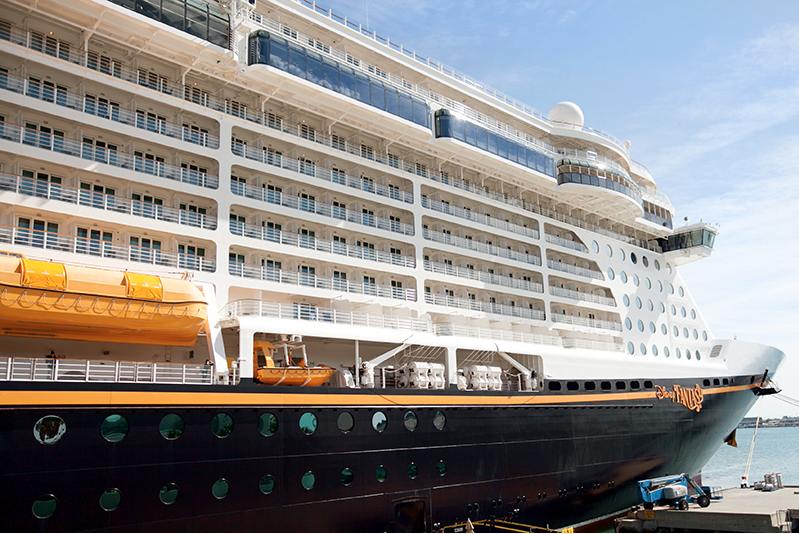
(0, 254, 207, 346)
(253, 340, 334, 387)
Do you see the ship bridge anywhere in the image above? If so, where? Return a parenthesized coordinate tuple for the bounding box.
(658, 222, 718, 266)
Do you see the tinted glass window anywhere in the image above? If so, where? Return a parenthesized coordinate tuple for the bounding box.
(355, 74, 370, 104)
(399, 94, 413, 122)
(412, 99, 428, 127)
(306, 52, 324, 86)
(339, 66, 356, 98)
(269, 39, 288, 71)
(287, 44, 306, 79)
(385, 87, 399, 116)
(370, 81, 385, 111)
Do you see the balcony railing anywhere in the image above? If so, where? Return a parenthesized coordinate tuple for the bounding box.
(549, 286, 616, 307)
(0, 172, 217, 230)
(561, 338, 624, 352)
(0, 70, 220, 149)
(0, 121, 218, 189)
(423, 228, 541, 266)
(229, 262, 416, 301)
(423, 260, 543, 294)
(0, 224, 215, 272)
(551, 314, 622, 332)
(231, 181, 414, 236)
(544, 233, 589, 253)
(424, 293, 546, 322)
(546, 260, 604, 280)
(421, 196, 539, 240)
(229, 221, 415, 268)
(0, 356, 213, 384)
(433, 322, 561, 347)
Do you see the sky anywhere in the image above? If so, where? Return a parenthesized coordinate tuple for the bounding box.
(310, 0, 799, 418)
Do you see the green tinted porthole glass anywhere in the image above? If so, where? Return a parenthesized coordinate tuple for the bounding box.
(433, 410, 446, 431)
(371, 411, 387, 433)
(696, 350, 701, 361)
(676, 348, 682, 359)
(100, 414, 129, 443)
(258, 413, 278, 437)
(640, 343, 647, 355)
(159, 483, 179, 505)
(211, 413, 234, 438)
(337, 412, 354, 434)
(340, 468, 354, 486)
(407, 462, 418, 479)
(630, 252, 638, 264)
(301, 471, 316, 490)
(375, 465, 387, 483)
(664, 346, 670, 358)
(437, 460, 447, 476)
(259, 475, 275, 495)
(159, 414, 184, 440)
(99, 489, 121, 511)
(212, 479, 229, 499)
(34, 415, 66, 445)
(403, 411, 418, 432)
(32, 495, 57, 519)
(627, 342, 634, 354)
(652, 345, 659, 357)
(642, 256, 649, 268)
(661, 324, 667, 335)
(299, 412, 317, 435)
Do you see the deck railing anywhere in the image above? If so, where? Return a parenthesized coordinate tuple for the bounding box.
(0, 357, 213, 384)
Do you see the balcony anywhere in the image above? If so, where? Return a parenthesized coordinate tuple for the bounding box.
(423, 260, 543, 294)
(546, 259, 603, 280)
(433, 322, 561, 347)
(0, 171, 217, 230)
(423, 228, 541, 267)
(0, 224, 215, 272)
(230, 181, 414, 236)
(0, 121, 218, 189)
(549, 286, 616, 307)
(551, 314, 622, 332)
(229, 221, 414, 268)
(229, 261, 416, 301)
(544, 233, 588, 253)
(421, 196, 539, 240)
(423, 293, 546, 322)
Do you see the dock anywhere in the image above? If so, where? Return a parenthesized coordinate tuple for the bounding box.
(615, 486, 799, 532)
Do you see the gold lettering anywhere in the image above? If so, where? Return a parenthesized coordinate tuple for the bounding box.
(653, 384, 704, 412)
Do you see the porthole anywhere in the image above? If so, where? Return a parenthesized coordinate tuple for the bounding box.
(667, 263, 672, 274)
(159, 483, 179, 505)
(592, 240, 599, 253)
(702, 331, 708, 341)
(301, 472, 316, 490)
(433, 410, 446, 430)
(661, 324, 667, 335)
(404, 411, 418, 432)
(606, 244, 613, 257)
(640, 344, 647, 355)
(619, 249, 626, 261)
(679, 286, 685, 297)
(654, 259, 661, 271)
(601, 381, 612, 390)
(32, 495, 57, 519)
(34, 415, 66, 445)
(211, 413, 234, 438)
(696, 350, 702, 361)
(676, 348, 682, 359)
(683, 327, 689, 338)
(372, 411, 387, 433)
(664, 346, 670, 358)
(299, 412, 318, 435)
(375, 465, 387, 483)
(635, 297, 642, 309)
(646, 277, 652, 289)
(627, 342, 634, 354)
(259, 413, 278, 437)
(623, 294, 630, 307)
(638, 320, 644, 332)
(620, 271, 628, 283)
(625, 318, 632, 330)
(631, 380, 641, 389)
(633, 274, 640, 286)
(681, 307, 687, 317)
(340, 468, 354, 486)
(584, 381, 596, 390)
(407, 462, 419, 480)
(212, 479, 229, 499)
(647, 299, 654, 312)
(671, 305, 677, 316)
(437, 460, 447, 476)
(159, 414, 184, 440)
(649, 322, 656, 333)
(693, 329, 698, 340)
(607, 267, 615, 280)
(642, 256, 649, 268)
(337, 412, 355, 434)
(652, 345, 658, 357)
(259, 475, 275, 494)
(630, 252, 638, 264)
(616, 381, 627, 390)
(686, 351, 692, 360)
(658, 280, 663, 292)
(673, 326, 679, 337)
(669, 283, 675, 294)
(99, 489, 121, 512)
(659, 302, 665, 313)
(100, 414, 128, 443)
(691, 309, 697, 319)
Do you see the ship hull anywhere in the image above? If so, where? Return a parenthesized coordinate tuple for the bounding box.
(0, 374, 762, 532)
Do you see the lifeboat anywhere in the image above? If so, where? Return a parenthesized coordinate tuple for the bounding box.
(0, 253, 207, 346)
(253, 340, 335, 387)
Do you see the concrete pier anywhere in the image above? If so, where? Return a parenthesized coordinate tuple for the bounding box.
(615, 486, 799, 532)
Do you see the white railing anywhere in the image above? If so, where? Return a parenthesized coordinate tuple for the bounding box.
(0, 356, 213, 384)
(0, 224, 215, 272)
(424, 293, 546, 321)
(546, 260, 604, 280)
(231, 181, 414, 236)
(551, 314, 622, 332)
(229, 262, 416, 301)
(421, 196, 539, 239)
(544, 233, 589, 253)
(424, 260, 544, 294)
(433, 322, 562, 347)
(0, 121, 218, 189)
(561, 338, 624, 352)
(230, 221, 415, 268)
(423, 228, 542, 266)
(0, 172, 217, 230)
(549, 286, 616, 307)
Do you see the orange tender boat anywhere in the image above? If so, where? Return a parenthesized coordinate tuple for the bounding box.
(253, 340, 334, 387)
(0, 254, 207, 346)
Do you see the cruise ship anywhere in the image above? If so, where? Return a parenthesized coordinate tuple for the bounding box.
(0, 0, 785, 531)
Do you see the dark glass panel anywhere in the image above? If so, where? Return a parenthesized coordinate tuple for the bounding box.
(399, 94, 413, 122)
(323, 59, 339, 91)
(355, 74, 370, 104)
(488, 132, 498, 154)
(287, 43, 306, 79)
(475, 126, 487, 151)
(339, 66, 356, 98)
(160, 0, 184, 30)
(385, 87, 399, 116)
(370, 81, 385, 111)
(306, 52, 324, 86)
(497, 136, 507, 158)
(464, 121, 476, 146)
(412, 99, 428, 127)
(269, 39, 288, 71)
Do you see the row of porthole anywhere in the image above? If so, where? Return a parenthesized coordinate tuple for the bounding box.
(594, 242, 667, 273)
(607, 269, 687, 299)
(623, 318, 707, 341)
(549, 379, 653, 392)
(33, 410, 448, 446)
(627, 342, 701, 360)
(30, 461, 449, 519)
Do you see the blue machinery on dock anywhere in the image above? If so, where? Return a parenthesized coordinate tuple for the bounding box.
(637, 473, 722, 510)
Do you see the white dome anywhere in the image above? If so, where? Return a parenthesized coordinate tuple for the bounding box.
(547, 102, 584, 127)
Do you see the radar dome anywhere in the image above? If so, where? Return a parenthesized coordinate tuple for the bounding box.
(547, 102, 584, 127)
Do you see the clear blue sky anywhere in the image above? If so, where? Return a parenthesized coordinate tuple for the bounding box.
(313, 0, 799, 418)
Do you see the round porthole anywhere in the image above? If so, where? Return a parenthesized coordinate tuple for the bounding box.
(372, 411, 387, 433)
(100, 414, 129, 443)
(691, 309, 697, 319)
(630, 252, 638, 264)
(661, 324, 667, 335)
(669, 283, 675, 294)
(258, 413, 278, 437)
(640, 344, 647, 355)
(681, 307, 687, 318)
(433, 410, 446, 431)
(635, 297, 642, 309)
(693, 329, 699, 339)
(652, 345, 659, 357)
(676, 348, 682, 359)
(301, 472, 315, 490)
(646, 277, 652, 289)
(375, 465, 387, 483)
(607, 267, 615, 280)
(696, 350, 701, 361)
(34, 415, 66, 445)
(633, 274, 640, 286)
(664, 346, 670, 358)
(625, 318, 632, 330)
(606, 245, 613, 257)
(159, 414, 184, 440)
(642, 256, 649, 268)
(673, 326, 679, 337)
(32, 495, 57, 519)
(623, 294, 630, 307)
(99, 489, 121, 512)
(592, 240, 599, 253)
(211, 413, 234, 438)
(619, 249, 626, 261)
(337, 412, 354, 434)
(340, 468, 354, 486)
(679, 286, 685, 297)
(649, 322, 656, 333)
(647, 299, 654, 312)
(703, 331, 708, 341)
(159, 483, 179, 505)
(212, 479, 229, 499)
(259, 475, 275, 495)
(683, 327, 689, 338)
(437, 460, 447, 476)
(403, 411, 418, 432)
(299, 412, 318, 435)
(620, 271, 628, 283)
(638, 320, 644, 332)
(654, 259, 661, 271)
(407, 463, 419, 480)
(627, 342, 634, 354)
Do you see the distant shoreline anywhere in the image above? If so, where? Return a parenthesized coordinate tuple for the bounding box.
(738, 420, 799, 429)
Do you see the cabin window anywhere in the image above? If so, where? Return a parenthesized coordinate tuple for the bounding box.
(337, 412, 354, 434)
(159, 483, 179, 505)
(34, 415, 66, 445)
(372, 411, 387, 433)
(99, 489, 121, 512)
(404, 411, 418, 432)
(407, 463, 419, 480)
(584, 381, 596, 391)
(100, 414, 129, 442)
(299, 413, 317, 435)
(32, 495, 57, 519)
(437, 460, 447, 476)
(548, 381, 561, 391)
(159, 414, 184, 440)
(433, 410, 446, 430)
(340, 468, 354, 486)
(600, 381, 611, 391)
(212, 479, 229, 499)
(375, 465, 387, 483)
(258, 413, 278, 436)
(301, 472, 316, 490)
(259, 475, 275, 494)
(211, 413, 234, 438)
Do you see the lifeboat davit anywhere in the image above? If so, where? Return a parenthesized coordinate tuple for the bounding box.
(253, 340, 334, 387)
(0, 254, 207, 346)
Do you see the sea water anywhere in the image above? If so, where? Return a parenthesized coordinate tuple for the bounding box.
(701, 426, 799, 489)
